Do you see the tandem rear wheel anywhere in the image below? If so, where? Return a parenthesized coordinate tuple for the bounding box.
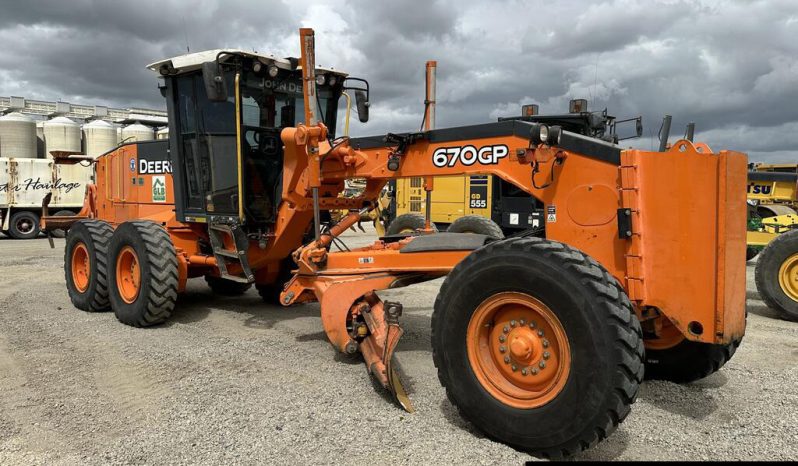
(431, 237, 644, 459)
(64, 220, 114, 312)
(643, 315, 740, 383)
(108, 221, 179, 327)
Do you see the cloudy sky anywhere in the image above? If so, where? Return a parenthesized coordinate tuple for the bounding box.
(0, 0, 796, 161)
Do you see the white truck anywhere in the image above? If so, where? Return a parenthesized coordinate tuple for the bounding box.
(0, 158, 93, 239)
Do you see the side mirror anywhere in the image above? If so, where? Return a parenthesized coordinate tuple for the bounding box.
(202, 61, 228, 102)
(355, 90, 369, 123)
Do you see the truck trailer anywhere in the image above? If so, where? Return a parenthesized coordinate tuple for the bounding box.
(0, 157, 93, 238)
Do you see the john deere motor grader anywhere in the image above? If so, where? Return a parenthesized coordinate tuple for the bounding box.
(46, 29, 748, 458)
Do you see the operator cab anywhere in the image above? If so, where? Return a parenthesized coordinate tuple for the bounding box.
(147, 49, 354, 229)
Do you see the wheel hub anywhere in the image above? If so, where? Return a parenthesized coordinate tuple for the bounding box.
(17, 219, 32, 233)
(467, 292, 571, 409)
(116, 246, 141, 304)
(71, 242, 90, 293)
(778, 253, 798, 302)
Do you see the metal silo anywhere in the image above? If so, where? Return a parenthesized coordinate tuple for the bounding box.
(156, 126, 169, 140)
(43, 116, 81, 157)
(36, 120, 45, 158)
(0, 112, 37, 158)
(121, 123, 154, 143)
(82, 120, 117, 157)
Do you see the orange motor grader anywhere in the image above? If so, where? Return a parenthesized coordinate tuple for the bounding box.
(46, 29, 748, 458)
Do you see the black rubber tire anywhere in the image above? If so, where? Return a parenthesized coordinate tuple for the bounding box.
(385, 213, 437, 235)
(432, 237, 644, 459)
(8, 211, 40, 239)
(746, 246, 760, 262)
(644, 338, 740, 383)
(256, 258, 296, 304)
(108, 221, 178, 327)
(755, 229, 798, 321)
(64, 220, 114, 312)
(447, 215, 504, 239)
(48, 210, 75, 238)
(205, 276, 252, 296)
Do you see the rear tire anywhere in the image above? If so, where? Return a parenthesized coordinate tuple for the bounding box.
(385, 213, 437, 235)
(48, 210, 75, 238)
(108, 221, 178, 327)
(755, 229, 798, 321)
(205, 276, 252, 296)
(447, 215, 504, 239)
(64, 220, 114, 312)
(8, 211, 40, 239)
(644, 336, 740, 383)
(432, 237, 644, 458)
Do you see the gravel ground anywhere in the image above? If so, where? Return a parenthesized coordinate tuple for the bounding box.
(0, 228, 796, 464)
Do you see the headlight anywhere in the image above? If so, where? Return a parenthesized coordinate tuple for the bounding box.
(529, 123, 550, 146)
(328, 75, 337, 86)
(315, 74, 327, 86)
(253, 62, 262, 73)
(547, 126, 562, 146)
(268, 65, 279, 78)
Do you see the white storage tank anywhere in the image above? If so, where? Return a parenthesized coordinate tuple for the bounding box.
(43, 116, 81, 157)
(36, 120, 45, 158)
(82, 120, 117, 157)
(156, 127, 169, 140)
(121, 123, 154, 143)
(0, 112, 37, 158)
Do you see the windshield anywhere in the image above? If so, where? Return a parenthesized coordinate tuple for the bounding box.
(240, 73, 335, 133)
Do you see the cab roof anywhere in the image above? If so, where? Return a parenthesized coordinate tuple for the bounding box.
(146, 49, 348, 77)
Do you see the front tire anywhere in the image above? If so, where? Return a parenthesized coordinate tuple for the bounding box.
(432, 237, 644, 458)
(64, 220, 114, 312)
(205, 276, 252, 296)
(108, 221, 178, 327)
(755, 229, 798, 321)
(446, 215, 504, 239)
(385, 213, 437, 235)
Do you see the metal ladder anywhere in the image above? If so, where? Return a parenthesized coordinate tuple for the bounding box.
(207, 222, 254, 283)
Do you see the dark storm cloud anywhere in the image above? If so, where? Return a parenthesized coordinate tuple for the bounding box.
(0, 0, 796, 161)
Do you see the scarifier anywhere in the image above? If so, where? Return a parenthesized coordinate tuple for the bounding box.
(44, 29, 748, 458)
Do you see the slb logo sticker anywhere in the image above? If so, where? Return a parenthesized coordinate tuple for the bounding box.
(152, 176, 166, 203)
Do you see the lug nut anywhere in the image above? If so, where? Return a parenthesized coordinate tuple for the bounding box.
(510, 320, 517, 327)
(499, 346, 506, 353)
(521, 368, 528, 376)
(511, 365, 517, 372)
(504, 356, 510, 363)
(498, 335, 506, 343)
(529, 321, 536, 329)
(542, 339, 549, 348)
(543, 351, 550, 360)
(539, 361, 546, 369)
(537, 330, 544, 337)
(531, 368, 539, 375)
(519, 319, 526, 325)
(503, 326, 510, 333)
